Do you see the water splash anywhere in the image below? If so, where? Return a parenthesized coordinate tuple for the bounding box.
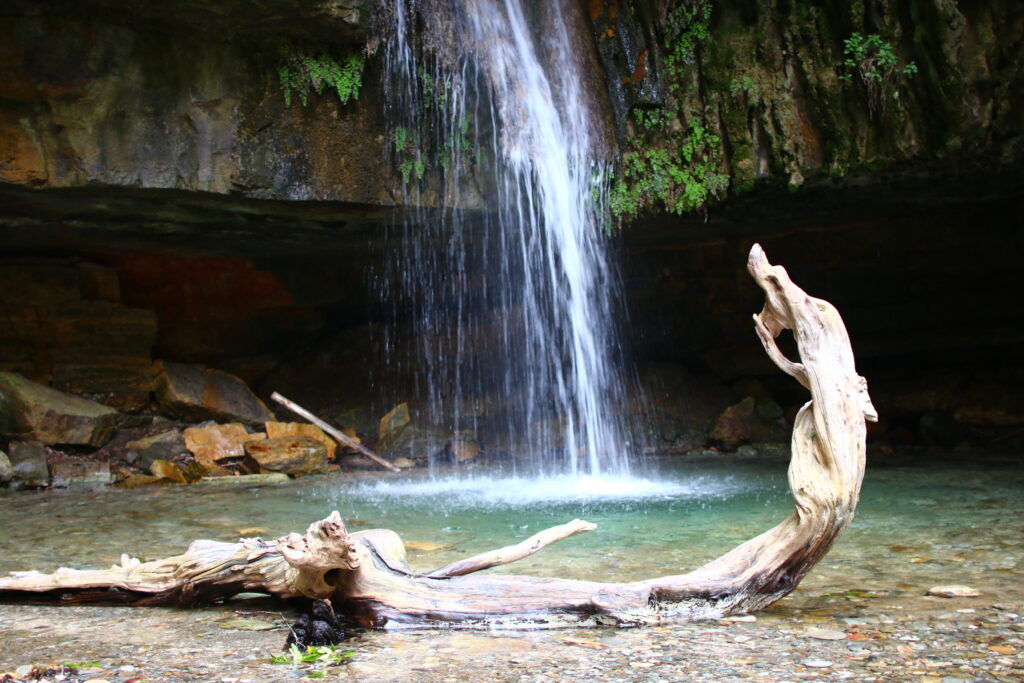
(380, 0, 632, 476)
(350, 473, 744, 508)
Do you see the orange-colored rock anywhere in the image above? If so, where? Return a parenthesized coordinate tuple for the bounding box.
(243, 436, 328, 477)
(117, 474, 168, 488)
(149, 459, 187, 483)
(265, 421, 336, 460)
(0, 109, 46, 185)
(183, 423, 265, 466)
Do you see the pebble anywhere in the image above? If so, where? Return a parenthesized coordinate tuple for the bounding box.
(802, 658, 833, 668)
(803, 627, 846, 640)
(927, 585, 981, 598)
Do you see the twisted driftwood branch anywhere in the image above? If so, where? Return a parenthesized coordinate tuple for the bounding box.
(0, 245, 876, 628)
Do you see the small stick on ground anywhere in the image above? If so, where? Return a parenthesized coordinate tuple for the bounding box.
(271, 392, 401, 473)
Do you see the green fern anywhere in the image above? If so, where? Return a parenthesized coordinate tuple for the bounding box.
(278, 41, 364, 107)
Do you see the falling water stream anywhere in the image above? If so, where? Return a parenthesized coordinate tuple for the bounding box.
(379, 0, 631, 477)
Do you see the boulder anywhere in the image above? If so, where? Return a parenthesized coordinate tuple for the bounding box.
(193, 473, 290, 486)
(378, 424, 450, 461)
(184, 423, 265, 466)
(633, 364, 732, 454)
(449, 431, 482, 463)
(0, 449, 11, 483)
(265, 421, 336, 460)
(243, 436, 329, 477)
(708, 396, 756, 451)
(126, 430, 187, 470)
(953, 380, 1024, 427)
(150, 459, 188, 483)
(50, 460, 113, 488)
(378, 402, 411, 441)
(7, 441, 49, 487)
(154, 361, 273, 424)
(0, 372, 118, 446)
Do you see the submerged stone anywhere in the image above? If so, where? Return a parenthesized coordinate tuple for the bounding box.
(7, 441, 49, 487)
(192, 472, 290, 486)
(927, 585, 981, 598)
(50, 459, 112, 487)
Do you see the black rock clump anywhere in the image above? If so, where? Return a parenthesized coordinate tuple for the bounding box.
(285, 599, 346, 649)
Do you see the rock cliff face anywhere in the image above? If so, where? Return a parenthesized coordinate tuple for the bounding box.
(0, 0, 1020, 451)
(591, 0, 1022, 204)
(0, 0, 392, 203)
(4, 1, 1017, 206)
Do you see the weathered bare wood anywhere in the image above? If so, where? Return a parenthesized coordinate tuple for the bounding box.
(270, 392, 401, 473)
(427, 519, 596, 578)
(0, 245, 876, 629)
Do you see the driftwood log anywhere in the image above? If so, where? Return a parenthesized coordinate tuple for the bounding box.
(0, 245, 877, 629)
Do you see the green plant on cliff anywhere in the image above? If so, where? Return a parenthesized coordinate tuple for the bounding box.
(664, 0, 712, 74)
(393, 126, 427, 184)
(838, 32, 917, 115)
(608, 0, 727, 222)
(277, 41, 364, 107)
(610, 114, 728, 219)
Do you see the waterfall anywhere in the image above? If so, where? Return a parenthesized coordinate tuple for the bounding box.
(379, 0, 632, 476)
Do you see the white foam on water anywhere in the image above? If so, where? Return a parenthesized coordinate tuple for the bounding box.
(350, 473, 743, 507)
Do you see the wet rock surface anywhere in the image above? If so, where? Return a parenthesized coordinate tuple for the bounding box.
(0, 373, 119, 447)
(49, 460, 112, 488)
(244, 436, 330, 477)
(0, 261, 157, 410)
(6, 441, 50, 488)
(183, 423, 266, 467)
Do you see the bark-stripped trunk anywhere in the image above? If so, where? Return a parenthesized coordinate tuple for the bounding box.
(0, 245, 877, 629)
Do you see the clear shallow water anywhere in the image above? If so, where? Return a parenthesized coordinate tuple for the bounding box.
(2, 453, 1022, 680)
(1, 454, 1020, 591)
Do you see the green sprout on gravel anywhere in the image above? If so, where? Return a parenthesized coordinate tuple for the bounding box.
(269, 644, 353, 678)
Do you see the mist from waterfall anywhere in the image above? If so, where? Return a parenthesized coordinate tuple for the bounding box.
(378, 0, 633, 476)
